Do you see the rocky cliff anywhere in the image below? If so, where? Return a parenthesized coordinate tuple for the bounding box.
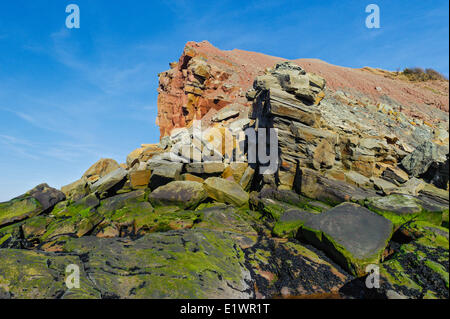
(0, 41, 448, 300)
(157, 41, 448, 138)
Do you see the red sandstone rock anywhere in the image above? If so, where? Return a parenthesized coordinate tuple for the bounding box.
(156, 41, 448, 139)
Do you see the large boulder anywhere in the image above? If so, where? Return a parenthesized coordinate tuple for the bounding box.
(27, 184, 66, 211)
(61, 178, 89, 202)
(129, 170, 151, 189)
(126, 144, 163, 168)
(82, 158, 120, 184)
(299, 168, 377, 205)
(298, 202, 393, 277)
(0, 184, 65, 227)
(203, 177, 249, 207)
(149, 181, 207, 209)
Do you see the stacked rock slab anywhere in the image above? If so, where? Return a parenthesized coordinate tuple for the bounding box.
(250, 62, 449, 196)
(251, 62, 330, 190)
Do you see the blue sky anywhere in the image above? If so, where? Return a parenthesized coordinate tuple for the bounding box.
(0, 0, 448, 201)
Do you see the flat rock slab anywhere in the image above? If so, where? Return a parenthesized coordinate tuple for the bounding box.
(0, 197, 42, 227)
(186, 162, 225, 174)
(0, 228, 253, 299)
(298, 202, 393, 277)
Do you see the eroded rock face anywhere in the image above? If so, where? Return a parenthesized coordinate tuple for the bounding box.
(157, 41, 449, 140)
(156, 41, 285, 137)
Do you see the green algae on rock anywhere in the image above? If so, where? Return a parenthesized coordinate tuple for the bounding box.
(379, 221, 449, 299)
(298, 202, 393, 277)
(365, 194, 444, 228)
(61, 229, 253, 298)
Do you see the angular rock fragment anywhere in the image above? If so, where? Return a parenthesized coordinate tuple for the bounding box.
(148, 162, 183, 190)
(91, 168, 128, 196)
(129, 169, 151, 189)
(204, 177, 249, 207)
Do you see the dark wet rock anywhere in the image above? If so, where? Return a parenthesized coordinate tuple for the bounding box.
(244, 237, 351, 298)
(421, 153, 449, 190)
(0, 222, 25, 249)
(379, 221, 449, 299)
(298, 202, 393, 276)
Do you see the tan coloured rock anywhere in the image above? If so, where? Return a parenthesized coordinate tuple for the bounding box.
(313, 140, 335, 169)
(126, 144, 162, 168)
(181, 173, 205, 183)
(129, 170, 152, 189)
(222, 162, 248, 182)
(371, 177, 398, 195)
(82, 158, 120, 183)
(204, 177, 249, 207)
